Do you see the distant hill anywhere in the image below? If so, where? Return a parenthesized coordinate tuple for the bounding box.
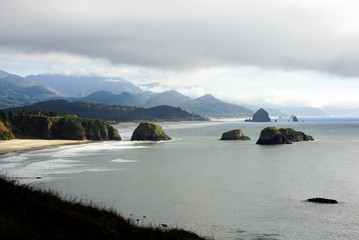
(145, 90, 191, 107)
(82, 90, 191, 107)
(82, 90, 151, 106)
(179, 94, 253, 118)
(280, 107, 325, 117)
(242, 104, 287, 117)
(0, 70, 58, 108)
(25, 74, 143, 97)
(4, 100, 207, 122)
(321, 107, 359, 117)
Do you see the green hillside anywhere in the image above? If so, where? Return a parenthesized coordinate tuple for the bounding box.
(0, 70, 58, 108)
(4, 100, 207, 122)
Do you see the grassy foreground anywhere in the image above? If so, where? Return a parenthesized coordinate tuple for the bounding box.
(0, 177, 207, 240)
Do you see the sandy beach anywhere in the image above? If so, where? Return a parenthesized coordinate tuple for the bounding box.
(0, 139, 93, 155)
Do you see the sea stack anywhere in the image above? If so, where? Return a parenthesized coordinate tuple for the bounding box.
(292, 115, 299, 122)
(131, 122, 171, 141)
(245, 108, 271, 122)
(256, 127, 314, 145)
(220, 129, 251, 140)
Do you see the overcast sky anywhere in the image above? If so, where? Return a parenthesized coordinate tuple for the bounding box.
(1, 0, 359, 108)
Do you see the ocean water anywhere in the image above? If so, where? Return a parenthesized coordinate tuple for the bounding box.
(1, 118, 359, 239)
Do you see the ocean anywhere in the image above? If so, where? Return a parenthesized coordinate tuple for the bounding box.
(1, 118, 359, 239)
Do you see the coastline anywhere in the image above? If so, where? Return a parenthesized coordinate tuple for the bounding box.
(0, 139, 94, 155)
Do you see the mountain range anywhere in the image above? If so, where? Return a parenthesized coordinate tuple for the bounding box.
(25, 74, 142, 97)
(1, 69, 348, 118)
(0, 70, 57, 108)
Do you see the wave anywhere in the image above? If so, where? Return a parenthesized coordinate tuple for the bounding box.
(110, 159, 137, 163)
(1, 155, 28, 162)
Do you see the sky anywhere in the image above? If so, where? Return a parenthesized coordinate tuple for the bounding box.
(1, 0, 359, 108)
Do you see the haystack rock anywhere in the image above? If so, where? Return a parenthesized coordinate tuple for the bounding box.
(130, 122, 171, 141)
(245, 108, 271, 122)
(220, 129, 251, 140)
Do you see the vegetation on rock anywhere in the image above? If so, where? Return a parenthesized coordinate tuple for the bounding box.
(0, 120, 15, 140)
(220, 129, 251, 140)
(256, 127, 314, 145)
(131, 122, 171, 141)
(0, 111, 121, 141)
(279, 128, 314, 142)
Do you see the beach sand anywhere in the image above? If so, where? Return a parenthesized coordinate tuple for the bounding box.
(0, 139, 93, 155)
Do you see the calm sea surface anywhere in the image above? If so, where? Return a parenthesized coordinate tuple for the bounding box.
(1, 118, 359, 239)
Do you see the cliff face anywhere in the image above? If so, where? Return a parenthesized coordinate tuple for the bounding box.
(256, 127, 314, 145)
(0, 120, 15, 140)
(220, 129, 251, 140)
(10, 115, 121, 141)
(131, 122, 171, 141)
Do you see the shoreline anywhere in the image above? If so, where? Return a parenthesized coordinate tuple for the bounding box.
(0, 139, 94, 155)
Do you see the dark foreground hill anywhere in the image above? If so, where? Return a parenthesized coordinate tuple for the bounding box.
(4, 100, 207, 122)
(0, 177, 206, 240)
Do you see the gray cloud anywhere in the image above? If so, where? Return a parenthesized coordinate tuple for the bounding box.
(1, 0, 359, 76)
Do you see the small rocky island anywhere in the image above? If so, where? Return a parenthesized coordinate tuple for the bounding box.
(292, 115, 299, 122)
(245, 108, 271, 122)
(131, 122, 171, 141)
(256, 127, 314, 145)
(307, 198, 338, 204)
(220, 129, 251, 140)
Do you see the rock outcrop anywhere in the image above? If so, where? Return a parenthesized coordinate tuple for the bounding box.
(131, 122, 171, 141)
(256, 127, 314, 145)
(10, 114, 121, 141)
(279, 128, 314, 142)
(0, 120, 15, 140)
(307, 198, 338, 204)
(220, 129, 251, 140)
(245, 108, 271, 122)
(292, 115, 299, 122)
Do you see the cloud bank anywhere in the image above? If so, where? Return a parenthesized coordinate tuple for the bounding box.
(1, 0, 359, 76)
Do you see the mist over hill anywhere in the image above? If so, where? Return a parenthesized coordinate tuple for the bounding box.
(179, 94, 253, 118)
(25, 74, 142, 97)
(82, 90, 151, 106)
(2, 69, 357, 117)
(145, 90, 192, 107)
